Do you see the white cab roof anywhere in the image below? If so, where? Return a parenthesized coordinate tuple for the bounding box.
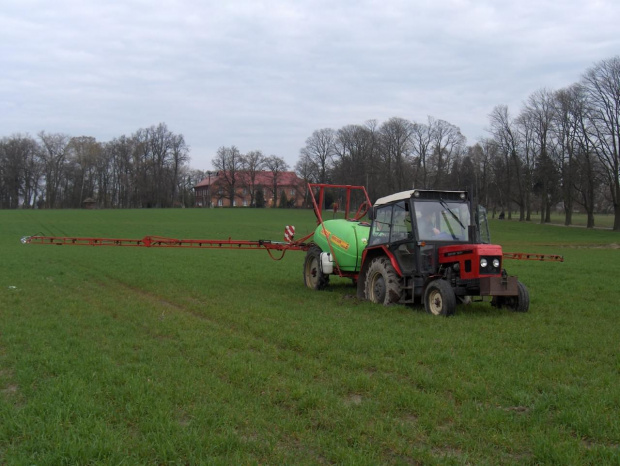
(374, 190, 416, 206)
(374, 189, 468, 207)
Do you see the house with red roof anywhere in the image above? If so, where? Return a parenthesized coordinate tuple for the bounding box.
(194, 171, 307, 207)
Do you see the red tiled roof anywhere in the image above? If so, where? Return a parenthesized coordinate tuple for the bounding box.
(194, 171, 302, 188)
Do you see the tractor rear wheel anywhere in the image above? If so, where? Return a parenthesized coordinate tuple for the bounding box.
(493, 280, 529, 312)
(303, 246, 330, 290)
(364, 256, 402, 305)
(424, 279, 456, 316)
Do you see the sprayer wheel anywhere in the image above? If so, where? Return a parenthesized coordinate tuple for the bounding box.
(303, 246, 330, 290)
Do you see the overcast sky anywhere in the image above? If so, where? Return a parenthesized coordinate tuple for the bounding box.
(2, 0, 618, 170)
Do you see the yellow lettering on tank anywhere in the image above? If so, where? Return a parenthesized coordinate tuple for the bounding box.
(330, 234, 350, 250)
(320, 228, 350, 251)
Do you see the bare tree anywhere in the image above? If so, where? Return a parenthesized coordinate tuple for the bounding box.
(132, 128, 153, 207)
(379, 117, 413, 192)
(522, 89, 559, 223)
(428, 117, 466, 190)
(410, 120, 433, 188)
(333, 124, 376, 190)
(22, 136, 43, 208)
(38, 131, 70, 208)
(94, 141, 113, 208)
(264, 155, 289, 207)
(551, 85, 584, 225)
(489, 105, 525, 220)
(569, 84, 600, 228)
(466, 140, 495, 210)
(148, 123, 174, 207)
(582, 56, 620, 230)
(169, 133, 189, 206)
(299, 128, 336, 184)
(183, 168, 205, 207)
(242, 150, 266, 207)
(106, 135, 136, 208)
(67, 136, 101, 206)
(295, 154, 314, 207)
(212, 145, 243, 206)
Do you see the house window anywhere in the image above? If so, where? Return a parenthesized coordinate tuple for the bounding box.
(243, 199, 248, 206)
(290, 189, 295, 196)
(233, 200, 237, 207)
(218, 199, 223, 207)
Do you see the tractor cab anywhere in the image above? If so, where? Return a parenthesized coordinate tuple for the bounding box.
(366, 189, 474, 277)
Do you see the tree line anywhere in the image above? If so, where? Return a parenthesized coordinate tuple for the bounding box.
(295, 56, 620, 230)
(0, 123, 198, 209)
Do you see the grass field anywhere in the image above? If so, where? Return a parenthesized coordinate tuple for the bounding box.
(1, 208, 619, 464)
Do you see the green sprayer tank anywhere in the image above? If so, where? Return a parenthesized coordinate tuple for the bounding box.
(312, 219, 371, 272)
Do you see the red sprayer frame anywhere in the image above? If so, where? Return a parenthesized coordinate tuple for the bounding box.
(307, 183, 372, 225)
(306, 183, 373, 278)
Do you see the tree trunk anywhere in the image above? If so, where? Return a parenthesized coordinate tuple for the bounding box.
(564, 198, 573, 226)
(586, 208, 595, 229)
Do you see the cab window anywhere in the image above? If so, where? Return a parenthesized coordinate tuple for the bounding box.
(390, 201, 411, 242)
(369, 201, 411, 245)
(369, 205, 392, 245)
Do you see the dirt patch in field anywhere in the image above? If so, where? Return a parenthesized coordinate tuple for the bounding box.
(502, 405, 529, 413)
(344, 394, 363, 406)
(1, 384, 18, 396)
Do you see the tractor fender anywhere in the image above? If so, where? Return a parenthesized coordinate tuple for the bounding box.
(357, 246, 404, 299)
(360, 245, 403, 276)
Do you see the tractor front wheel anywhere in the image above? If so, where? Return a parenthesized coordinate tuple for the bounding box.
(303, 246, 330, 290)
(493, 280, 530, 312)
(364, 257, 402, 305)
(424, 279, 456, 316)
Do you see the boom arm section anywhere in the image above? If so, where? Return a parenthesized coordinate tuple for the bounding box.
(21, 234, 312, 260)
(503, 251, 564, 262)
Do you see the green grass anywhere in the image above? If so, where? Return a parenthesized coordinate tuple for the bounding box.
(1, 208, 619, 464)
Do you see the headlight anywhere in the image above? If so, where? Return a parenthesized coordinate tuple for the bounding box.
(480, 258, 488, 268)
(492, 258, 500, 268)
